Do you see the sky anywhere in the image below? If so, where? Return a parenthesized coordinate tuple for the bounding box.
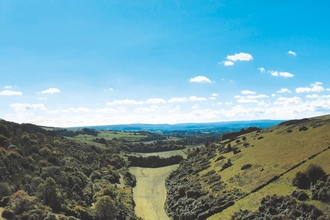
(2, 0, 330, 127)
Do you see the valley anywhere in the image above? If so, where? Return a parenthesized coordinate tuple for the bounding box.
(0, 117, 330, 219)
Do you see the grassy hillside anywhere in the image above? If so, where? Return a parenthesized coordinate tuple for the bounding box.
(165, 114, 330, 219)
(209, 115, 330, 219)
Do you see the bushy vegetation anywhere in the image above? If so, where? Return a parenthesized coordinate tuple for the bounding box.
(293, 164, 326, 189)
(122, 140, 185, 153)
(53, 128, 99, 137)
(128, 155, 184, 168)
(293, 164, 330, 203)
(222, 127, 261, 141)
(165, 145, 243, 219)
(232, 195, 325, 220)
(0, 119, 139, 219)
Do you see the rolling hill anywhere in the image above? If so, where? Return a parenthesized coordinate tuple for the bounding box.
(69, 120, 283, 133)
(1, 115, 330, 219)
(164, 115, 330, 219)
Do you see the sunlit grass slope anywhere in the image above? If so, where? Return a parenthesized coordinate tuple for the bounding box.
(207, 114, 330, 219)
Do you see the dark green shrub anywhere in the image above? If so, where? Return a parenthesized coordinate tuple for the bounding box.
(37, 177, 61, 212)
(292, 171, 310, 189)
(306, 164, 326, 184)
(241, 164, 252, 170)
(0, 124, 10, 138)
(0, 182, 12, 198)
(74, 205, 94, 220)
(9, 190, 34, 214)
(94, 196, 116, 220)
(1, 208, 14, 219)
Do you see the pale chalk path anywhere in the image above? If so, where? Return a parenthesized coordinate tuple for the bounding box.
(130, 165, 179, 220)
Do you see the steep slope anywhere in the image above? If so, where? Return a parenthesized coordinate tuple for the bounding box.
(165, 114, 330, 219)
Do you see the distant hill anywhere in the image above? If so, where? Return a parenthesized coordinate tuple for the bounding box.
(69, 120, 284, 132)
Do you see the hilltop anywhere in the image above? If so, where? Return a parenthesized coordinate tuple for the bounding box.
(164, 115, 330, 219)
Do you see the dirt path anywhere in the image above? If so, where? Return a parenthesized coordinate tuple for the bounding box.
(130, 165, 179, 220)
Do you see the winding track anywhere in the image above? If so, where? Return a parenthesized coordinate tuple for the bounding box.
(130, 165, 179, 220)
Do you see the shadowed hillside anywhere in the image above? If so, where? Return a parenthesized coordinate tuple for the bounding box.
(0, 120, 140, 220)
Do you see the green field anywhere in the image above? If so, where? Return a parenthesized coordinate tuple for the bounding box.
(132, 149, 187, 159)
(130, 165, 179, 220)
(68, 130, 148, 142)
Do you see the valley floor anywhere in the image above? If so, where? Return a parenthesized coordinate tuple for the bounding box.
(130, 165, 179, 220)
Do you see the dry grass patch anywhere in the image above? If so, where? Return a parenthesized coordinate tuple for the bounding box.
(130, 165, 179, 220)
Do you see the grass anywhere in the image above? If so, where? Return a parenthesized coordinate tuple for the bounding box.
(67, 130, 148, 142)
(132, 149, 187, 159)
(203, 115, 330, 219)
(130, 165, 179, 220)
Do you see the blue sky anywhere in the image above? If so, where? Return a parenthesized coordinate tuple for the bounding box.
(1, 0, 330, 127)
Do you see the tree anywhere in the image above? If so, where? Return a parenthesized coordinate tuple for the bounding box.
(0, 124, 10, 138)
(9, 190, 34, 214)
(38, 177, 61, 212)
(306, 164, 326, 184)
(0, 182, 12, 198)
(94, 196, 117, 220)
(292, 171, 310, 189)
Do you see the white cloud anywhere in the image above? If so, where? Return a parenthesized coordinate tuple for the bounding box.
(276, 88, 291, 93)
(0, 90, 22, 96)
(107, 99, 144, 105)
(241, 90, 256, 95)
(63, 107, 92, 113)
(296, 82, 325, 93)
(192, 104, 199, 109)
(209, 94, 218, 100)
(222, 61, 234, 66)
(268, 71, 294, 78)
(189, 96, 207, 101)
(10, 103, 47, 112)
(273, 97, 302, 106)
(95, 108, 119, 113)
(168, 97, 189, 103)
(104, 88, 114, 92)
(288, 50, 297, 56)
(4, 86, 12, 89)
(235, 94, 268, 100)
(210, 93, 219, 100)
(145, 98, 166, 104)
(226, 52, 253, 61)
(40, 88, 60, 94)
(280, 72, 294, 78)
(306, 94, 319, 99)
(327, 88, 330, 91)
(135, 106, 159, 112)
(237, 99, 258, 103)
(258, 67, 265, 73)
(189, 76, 212, 83)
